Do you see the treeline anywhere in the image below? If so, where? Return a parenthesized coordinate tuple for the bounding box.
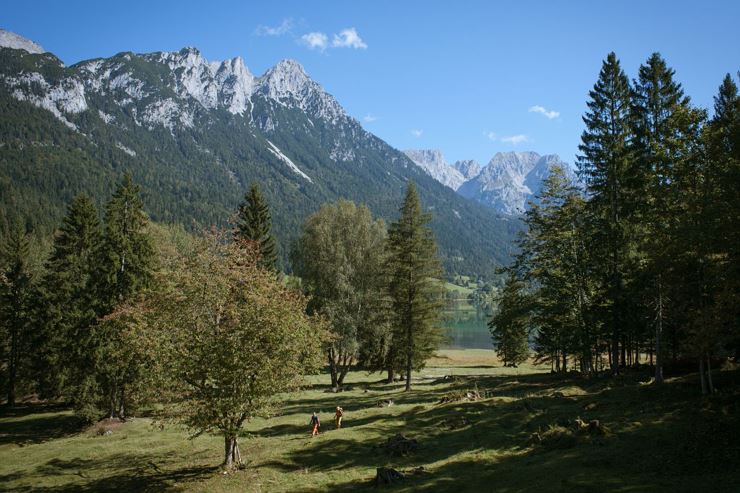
(0, 176, 446, 465)
(490, 53, 739, 393)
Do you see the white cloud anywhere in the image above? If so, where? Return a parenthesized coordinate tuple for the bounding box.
(529, 105, 560, 119)
(485, 131, 497, 141)
(255, 18, 293, 36)
(301, 32, 329, 51)
(363, 114, 378, 123)
(501, 134, 529, 145)
(332, 28, 368, 49)
(411, 129, 423, 138)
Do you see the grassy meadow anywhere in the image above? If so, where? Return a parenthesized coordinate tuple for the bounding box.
(1, 350, 738, 492)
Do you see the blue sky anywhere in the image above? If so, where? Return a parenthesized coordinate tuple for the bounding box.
(3, 0, 739, 166)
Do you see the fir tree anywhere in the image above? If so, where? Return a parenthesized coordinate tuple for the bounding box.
(386, 183, 444, 390)
(235, 183, 278, 272)
(577, 52, 634, 375)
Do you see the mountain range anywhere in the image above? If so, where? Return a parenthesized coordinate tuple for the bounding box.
(403, 149, 572, 215)
(0, 30, 521, 278)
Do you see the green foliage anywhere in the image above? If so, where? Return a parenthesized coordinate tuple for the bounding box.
(36, 193, 102, 398)
(386, 183, 445, 390)
(142, 231, 329, 466)
(0, 226, 35, 405)
(292, 200, 389, 386)
(576, 52, 635, 375)
(94, 173, 154, 312)
(488, 274, 529, 367)
(235, 183, 279, 272)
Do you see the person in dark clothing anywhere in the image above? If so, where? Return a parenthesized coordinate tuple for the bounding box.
(310, 412, 320, 437)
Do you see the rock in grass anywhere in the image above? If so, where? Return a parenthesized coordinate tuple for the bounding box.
(375, 467, 405, 486)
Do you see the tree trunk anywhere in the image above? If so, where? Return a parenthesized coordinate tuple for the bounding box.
(386, 368, 394, 384)
(224, 435, 241, 468)
(328, 348, 338, 388)
(7, 325, 17, 407)
(655, 278, 664, 384)
(706, 355, 714, 393)
(118, 385, 126, 420)
(337, 355, 352, 386)
(699, 357, 707, 394)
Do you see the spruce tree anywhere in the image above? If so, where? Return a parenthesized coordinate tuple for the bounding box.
(38, 193, 102, 397)
(71, 173, 153, 420)
(0, 226, 35, 406)
(96, 173, 154, 312)
(631, 53, 697, 383)
(489, 274, 530, 368)
(235, 183, 278, 272)
(577, 52, 634, 375)
(386, 183, 444, 391)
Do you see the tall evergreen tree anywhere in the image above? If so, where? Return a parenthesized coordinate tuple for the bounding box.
(577, 52, 634, 375)
(95, 172, 154, 312)
(37, 193, 102, 397)
(235, 183, 278, 272)
(489, 273, 530, 368)
(68, 173, 154, 420)
(0, 226, 35, 406)
(631, 53, 697, 383)
(386, 183, 444, 391)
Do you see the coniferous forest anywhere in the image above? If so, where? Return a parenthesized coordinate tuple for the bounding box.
(490, 54, 739, 393)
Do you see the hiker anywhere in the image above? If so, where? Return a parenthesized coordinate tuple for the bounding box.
(335, 406, 344, 429)
(310, 412, 320, 437)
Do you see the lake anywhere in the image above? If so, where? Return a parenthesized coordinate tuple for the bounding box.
(441, 307, 493, 349)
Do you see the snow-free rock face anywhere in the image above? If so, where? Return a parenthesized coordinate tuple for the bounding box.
(453, 159, 482, 181)
(458, 152, 570, 215)
(0, 29, 45, 54)
(403, 149, 466, 190)
(403, 148, 571, 215)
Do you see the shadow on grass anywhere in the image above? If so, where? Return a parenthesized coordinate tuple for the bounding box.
(2, 451, 220, 492)
(0, 404, 87, 446)
(282, 369, 740, 493)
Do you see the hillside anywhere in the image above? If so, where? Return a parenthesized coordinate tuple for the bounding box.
(0, 33, 520, 277)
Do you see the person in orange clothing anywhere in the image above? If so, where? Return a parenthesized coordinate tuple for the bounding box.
(334, 406, 344, 429)
(310, 412, 320, 437)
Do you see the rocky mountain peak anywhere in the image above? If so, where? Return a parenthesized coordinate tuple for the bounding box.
(0, 29, 45, 54)
(452, 159, 482, 180)
(403, 149, 466, 191)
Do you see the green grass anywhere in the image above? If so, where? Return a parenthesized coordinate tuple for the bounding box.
(1, 350, 739, 492)
(444, 282, 474, 296)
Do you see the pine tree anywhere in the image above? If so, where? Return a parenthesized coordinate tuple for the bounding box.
(235, 183, 278, 272)
(489, 274, 530, 368)
(0, 226, 35, 406)
(577, 52, 634, 375)
(37, 193, 102, 398)
(386, 183, 444, 391)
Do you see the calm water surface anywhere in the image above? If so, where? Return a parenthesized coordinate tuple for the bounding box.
(441, 307, 493, 349)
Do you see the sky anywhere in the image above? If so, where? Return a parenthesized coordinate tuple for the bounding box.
(3, 0, 739, 167)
